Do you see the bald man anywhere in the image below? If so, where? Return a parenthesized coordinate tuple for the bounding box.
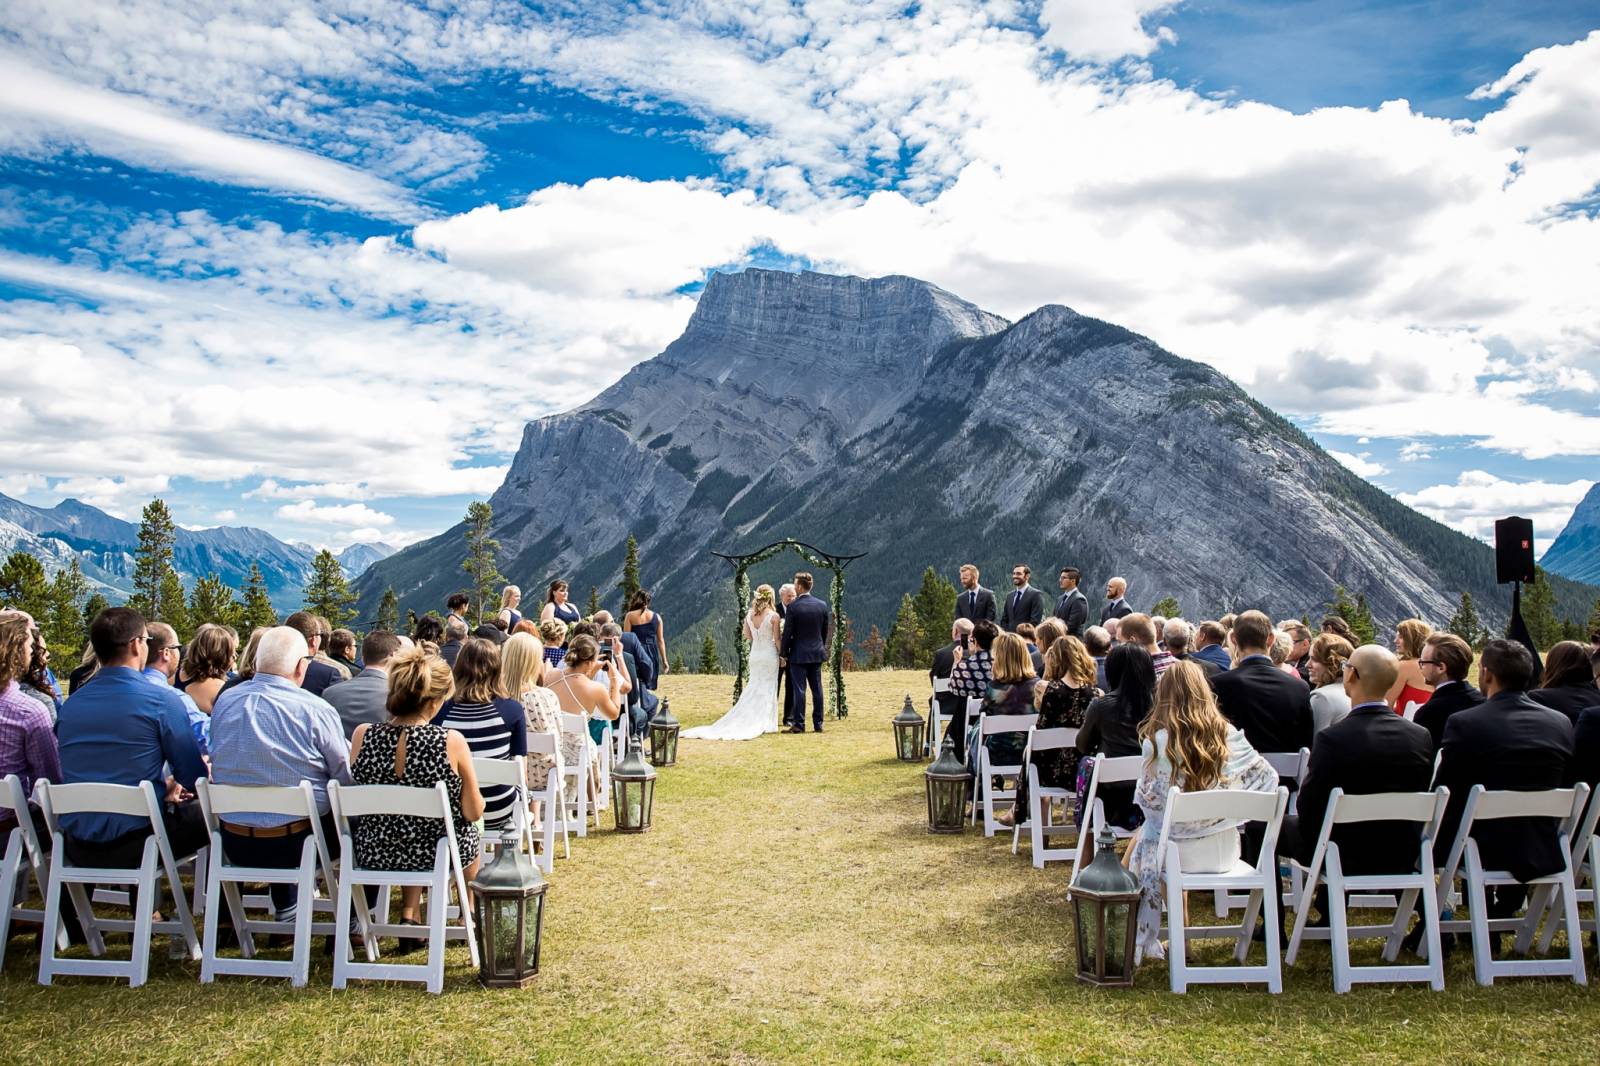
(1277, 645, 1434, 877)
(1100, 576, 1133, 624)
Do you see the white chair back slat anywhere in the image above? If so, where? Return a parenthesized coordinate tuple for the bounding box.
(527, 731, 559, 755)
(980, 713, 1039, 736)
(1166, 786, 1285, 829)
(1030, 727, 1078, 751)
(1092, 754, 1145, 784)
(471, 757, 524, 789)
(1468, 787, 1584, 822)
(932, 677, 950, 694)
(1332, 790, 1443, 824)
(41, 782, 150, 818)
(1262, 750, 1309, 782)
(202, 781, 320, 819)
(334, 782, 451, 820)
(965, 697, 984, 717)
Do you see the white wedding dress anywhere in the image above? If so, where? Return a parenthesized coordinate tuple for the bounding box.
(682, 610, 781, 741)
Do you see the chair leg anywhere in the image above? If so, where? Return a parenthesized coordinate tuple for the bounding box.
(1261, 878, 1283, 993)
(332, 872, 353, 989)
(1560, 873, 1588, 986)
(200, 851, 222, 983)
(1381, 887, 1419, 963)
(1285, 868, 1315, 967)
(1328, 869, 1352, 994)
(425, 870, 448, 995)
(291, 849, 315, 988)
(1167, 871, 1188, 993)
(1515, 882, 1556, 956)
(1419, 873, 1445, 990)
(1236, 888, 1263, 963)
(0, 846, 19, 968)
(130, 853, 158, 989)
(1466, 852, 1494, 987)
(36, 857, 64, 985)
(221, 879, 254, 959)
(66, 880, 104, 956)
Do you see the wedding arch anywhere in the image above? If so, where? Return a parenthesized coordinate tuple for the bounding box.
(710, 539, 866, 719)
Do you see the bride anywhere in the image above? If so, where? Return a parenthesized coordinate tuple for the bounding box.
(682, 584, 782, 741)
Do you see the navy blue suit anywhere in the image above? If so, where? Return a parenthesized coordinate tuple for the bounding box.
(780, 593, 831, 729)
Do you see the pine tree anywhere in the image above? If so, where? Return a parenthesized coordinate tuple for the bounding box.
(861, 624, 886, 669)
(376, 587, 400, 633)
(239, 563, 278, 632)
(44, 558, 88, 656)
(188, 572, 240, 629)
(1588, 598, 1600, 642)
(885, 592, 924, 669)
(910, 567, 957, 664)
(158, 567, 191, 639)
(0, 550, 51, 619)
(617, 534, 641, 610)
(1446, 591, 1486, 649)
(461, 501, 502, 624)
(1151, 595, 1181, 618)
(303, 549, 357, 627)
(839, 613, 857, 671)
(130, 499, 177, 617)
(698, 631, 720, 674)
(1520, 566, 1562, 650)
(1327, 585, 1377, 645)
(671, 652, 687, 674)
(585, 585, 601, 618)
(81, 592, 110, 635)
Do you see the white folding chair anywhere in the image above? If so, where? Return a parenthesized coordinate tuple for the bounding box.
(927, 677, 951, 755)
(35, 780, 206, 987)
(1436, 784, 1589, 986)
(975, 714, 1038, 836)
(557, 713, 596, 838)
(1, 775, 70, 967)
(1217, 748, 1308, 917)
(524, 733, 570, 872)
(1401, 700, 1424, 722)
(1159, 786, 1289, 994)
(195, 779, 372, 986)
(473, 756, 535, 859)
(594, 721, 615, 813)
(1010, 728, 1080, 868)
(1285, 787, 1449, 992)
(328, 780, 478, 994)
(1535, 786, 1600, 956)
(1075, 755, 1145, 868)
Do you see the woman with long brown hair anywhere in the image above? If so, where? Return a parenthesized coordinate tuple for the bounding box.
(1124, 661, 1277, 962)
(1387, 618, 1435, 712)
(997, 634, 1099, 829)
(1529, 640, 1600, 723)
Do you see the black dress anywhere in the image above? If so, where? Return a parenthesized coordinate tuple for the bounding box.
(351, 722, 479, 872)
(1013, 680, 1098, 817)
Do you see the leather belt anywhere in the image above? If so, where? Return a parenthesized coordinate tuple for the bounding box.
(221, 818, 312, 839)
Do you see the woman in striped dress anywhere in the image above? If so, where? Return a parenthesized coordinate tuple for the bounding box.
(432, 637, 528, 831)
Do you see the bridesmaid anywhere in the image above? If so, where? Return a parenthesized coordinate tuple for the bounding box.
(540, 580, 582, 627)
(623, 589, 668, 678)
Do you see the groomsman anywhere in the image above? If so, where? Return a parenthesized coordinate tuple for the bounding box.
(1001, 564, 1045, 632)
(1100, 576, 1134, 624)
(954, 564, 996, 624)
(777, 584, 796, 723)
(1053, 567, 1089, 637)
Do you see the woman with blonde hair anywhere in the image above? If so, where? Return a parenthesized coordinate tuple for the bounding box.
(997, 634, 1099, 829)
(497, 585, 523, 632)
(682, 584, 781, 741)
(1387, 618, 1434, 712)
(217, 626, 269, 695)
(1308, 633, 1354, 733)
(964, 632, 1039, 776)
(1124, 661, 1278, 962)
(538, 618, 569, 674)
(501, 632, 571, 808)
(1034, 618, 1066, 659)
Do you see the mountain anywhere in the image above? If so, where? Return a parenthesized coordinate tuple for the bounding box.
(0, 494, 314, 610)
(356, 268, 1600, 658)
(1542, 483, 1600, 585)
(337, 542, 395, 579)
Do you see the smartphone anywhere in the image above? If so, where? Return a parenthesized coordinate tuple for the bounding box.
(959, 634, 970, 652)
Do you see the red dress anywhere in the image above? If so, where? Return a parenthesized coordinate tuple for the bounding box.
(1394, 684, 1433, 718)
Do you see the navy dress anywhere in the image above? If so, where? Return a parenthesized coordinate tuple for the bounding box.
(630, 613, 662, 679)
(551, 601, 581, 626)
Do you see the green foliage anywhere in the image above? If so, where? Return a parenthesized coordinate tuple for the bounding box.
(1327, 585, 1377, 645)
(1519, 567, 1562, 649)
(670, 652, 687, 674)
(132, 499, 178, 618)
(462, 500, 502, 623)
(0, 550, 51, 619)
(376, 587, 400, 633)
(1150, 595, 1181, 618)
(81, 592, 110, 636)
(44, 559, 89, 657)
(1589, 598, 1600, 641)
(1446, 591, 1486, 650)
(617, 534, 642, 610)
(158, 568, 191, 639)
(303, 549, 357, 627)
(585, 585, 601, 618)
(188, 572, 241, 630)
(698, 631, 720, 674)
(910, 567, 956, 664)
(885, 593, 923, 669)
(239, 563, 278, 632)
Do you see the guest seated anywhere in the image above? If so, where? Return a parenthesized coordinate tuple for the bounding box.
(411, 615, 444, 647)
(284, 611, 343, 697)
(1077, 643, 1157, 830)
(1387, 619, 1434, 712)
(1104, 617, 1122, 643)
(550, 634, 625, 756)
(963, 633, 1038, 777)
(183, 623, 237, 717)
(1208, 610, 1313, 758)
(0, 613, 61, 839)
(349, 648, 483, 926)
(209, 626, 354, 922)
(1307, 633, 1354, 733)
(218, 627, 267, 695)
(324, 631, 402, 739)
(433, 637, 527, 833)
(1573, 647, 1600, 787)
(1528, 641, 1600, 724)
(947, 620, 999, 762)
(1192, 621, 1232, 673)
(328, 628, 361, 676)
(1083, 625, 1112, 690)
(313, 616, 351, 681)
(539, 619, 569, 673)
(144, 622, 209, 755)
(438, 615, 469, 668)
(1413, 633, 1483, 748)
(500, 633, 568, 815)
(1125, 661, 1278, 961)
(600, 621, 652, 734)
(67, 642, 97, 695)
(1320, 615, 1356, 643)
(1269, 629, 1298, 677)
(999, 635, 1100, 829)
(1034, 618, 1066, 661)
(1280, 621, 1313, 684)
(1015, 623, 1044, 675)
(1163, 619, 1216, 678)
(1121, 614, 1173, 676)
(55, 607, 208, 869)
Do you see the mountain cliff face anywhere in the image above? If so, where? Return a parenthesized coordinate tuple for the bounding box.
(1543, 484, 1600, 585)
(356, 268, 1599, 656)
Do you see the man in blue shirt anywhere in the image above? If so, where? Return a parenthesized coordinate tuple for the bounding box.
(56, 607, 208, 867)
(143, 621, 209, 754)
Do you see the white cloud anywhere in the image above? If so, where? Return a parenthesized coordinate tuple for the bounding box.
(1039, 1, 1180, 62)
(1398, 471, 1593, 556)
(275, 500, 396, 528)
(1329, 450, 1388, 479)
(1399, 442, 1434, 462)
(212, 509, 238, 523)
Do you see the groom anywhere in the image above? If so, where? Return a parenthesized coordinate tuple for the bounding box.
(780, 571, 831, 733)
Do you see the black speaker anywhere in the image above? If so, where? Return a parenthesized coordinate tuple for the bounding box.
(1494, 516, 1536, 585)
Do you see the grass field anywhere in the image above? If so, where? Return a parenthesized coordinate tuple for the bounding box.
(3, 669, 1599, 1064)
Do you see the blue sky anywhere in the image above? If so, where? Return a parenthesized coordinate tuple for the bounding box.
(1, 1, 1597, 556)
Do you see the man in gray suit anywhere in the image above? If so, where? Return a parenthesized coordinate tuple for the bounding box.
(1053, 566, 1089, 637)
(323, 631, 403, 739)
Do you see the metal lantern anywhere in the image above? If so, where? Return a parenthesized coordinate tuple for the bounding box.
(469, 840, 548, 988)
(892, 694, 926, 762)
(648, 698, 680, 767)
(1068, 825, 1140, 987)
(924, 731, 973, 833)
(611, 730, 657, 832)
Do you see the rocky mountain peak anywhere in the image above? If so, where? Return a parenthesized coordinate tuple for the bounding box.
(1542, 482, 1600, 584)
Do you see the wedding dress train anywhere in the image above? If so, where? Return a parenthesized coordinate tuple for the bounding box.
(681, 610, 781, 741)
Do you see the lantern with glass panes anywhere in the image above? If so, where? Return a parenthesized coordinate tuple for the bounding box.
(648, 697, 680, 767)
(1067, 825, 1140, 987)
(469, 840, 548, 988)
(611, 730, 657, 832)
(923, 731, 972, 833)
(892, 694, 926, 762)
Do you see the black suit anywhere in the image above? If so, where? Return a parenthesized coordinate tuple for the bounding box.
(1281, 702, 1435, 875)
(780, 593, 831, 730)
(1054, 587, 1089, 637)
(775, 600, 790, 721)
(1100, 597, 1133, 624)
(930, 642, 962, 749)
(1432, 691, 1575, 884)
(955, 586, 996, 624)
(301, 659, 342, 698)
(1000, 585, 1045, 632)
(1573, 705, 1600, 787)
(1172, 652, 1220, 678)
(1528, 683, 1600, 726)
(1208, 655, 1314, 757)
(1414, 680, 1485, 749)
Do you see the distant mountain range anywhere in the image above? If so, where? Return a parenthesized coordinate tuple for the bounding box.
(0, 493, 393, 611)
(1543, 483, 1600, 586)
(355, 268, 1600, 660)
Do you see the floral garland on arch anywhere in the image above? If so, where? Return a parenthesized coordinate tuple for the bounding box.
(717, 538, 862, 720)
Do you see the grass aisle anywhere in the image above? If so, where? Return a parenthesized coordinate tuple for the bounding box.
(3, 670, 1599, 1063)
